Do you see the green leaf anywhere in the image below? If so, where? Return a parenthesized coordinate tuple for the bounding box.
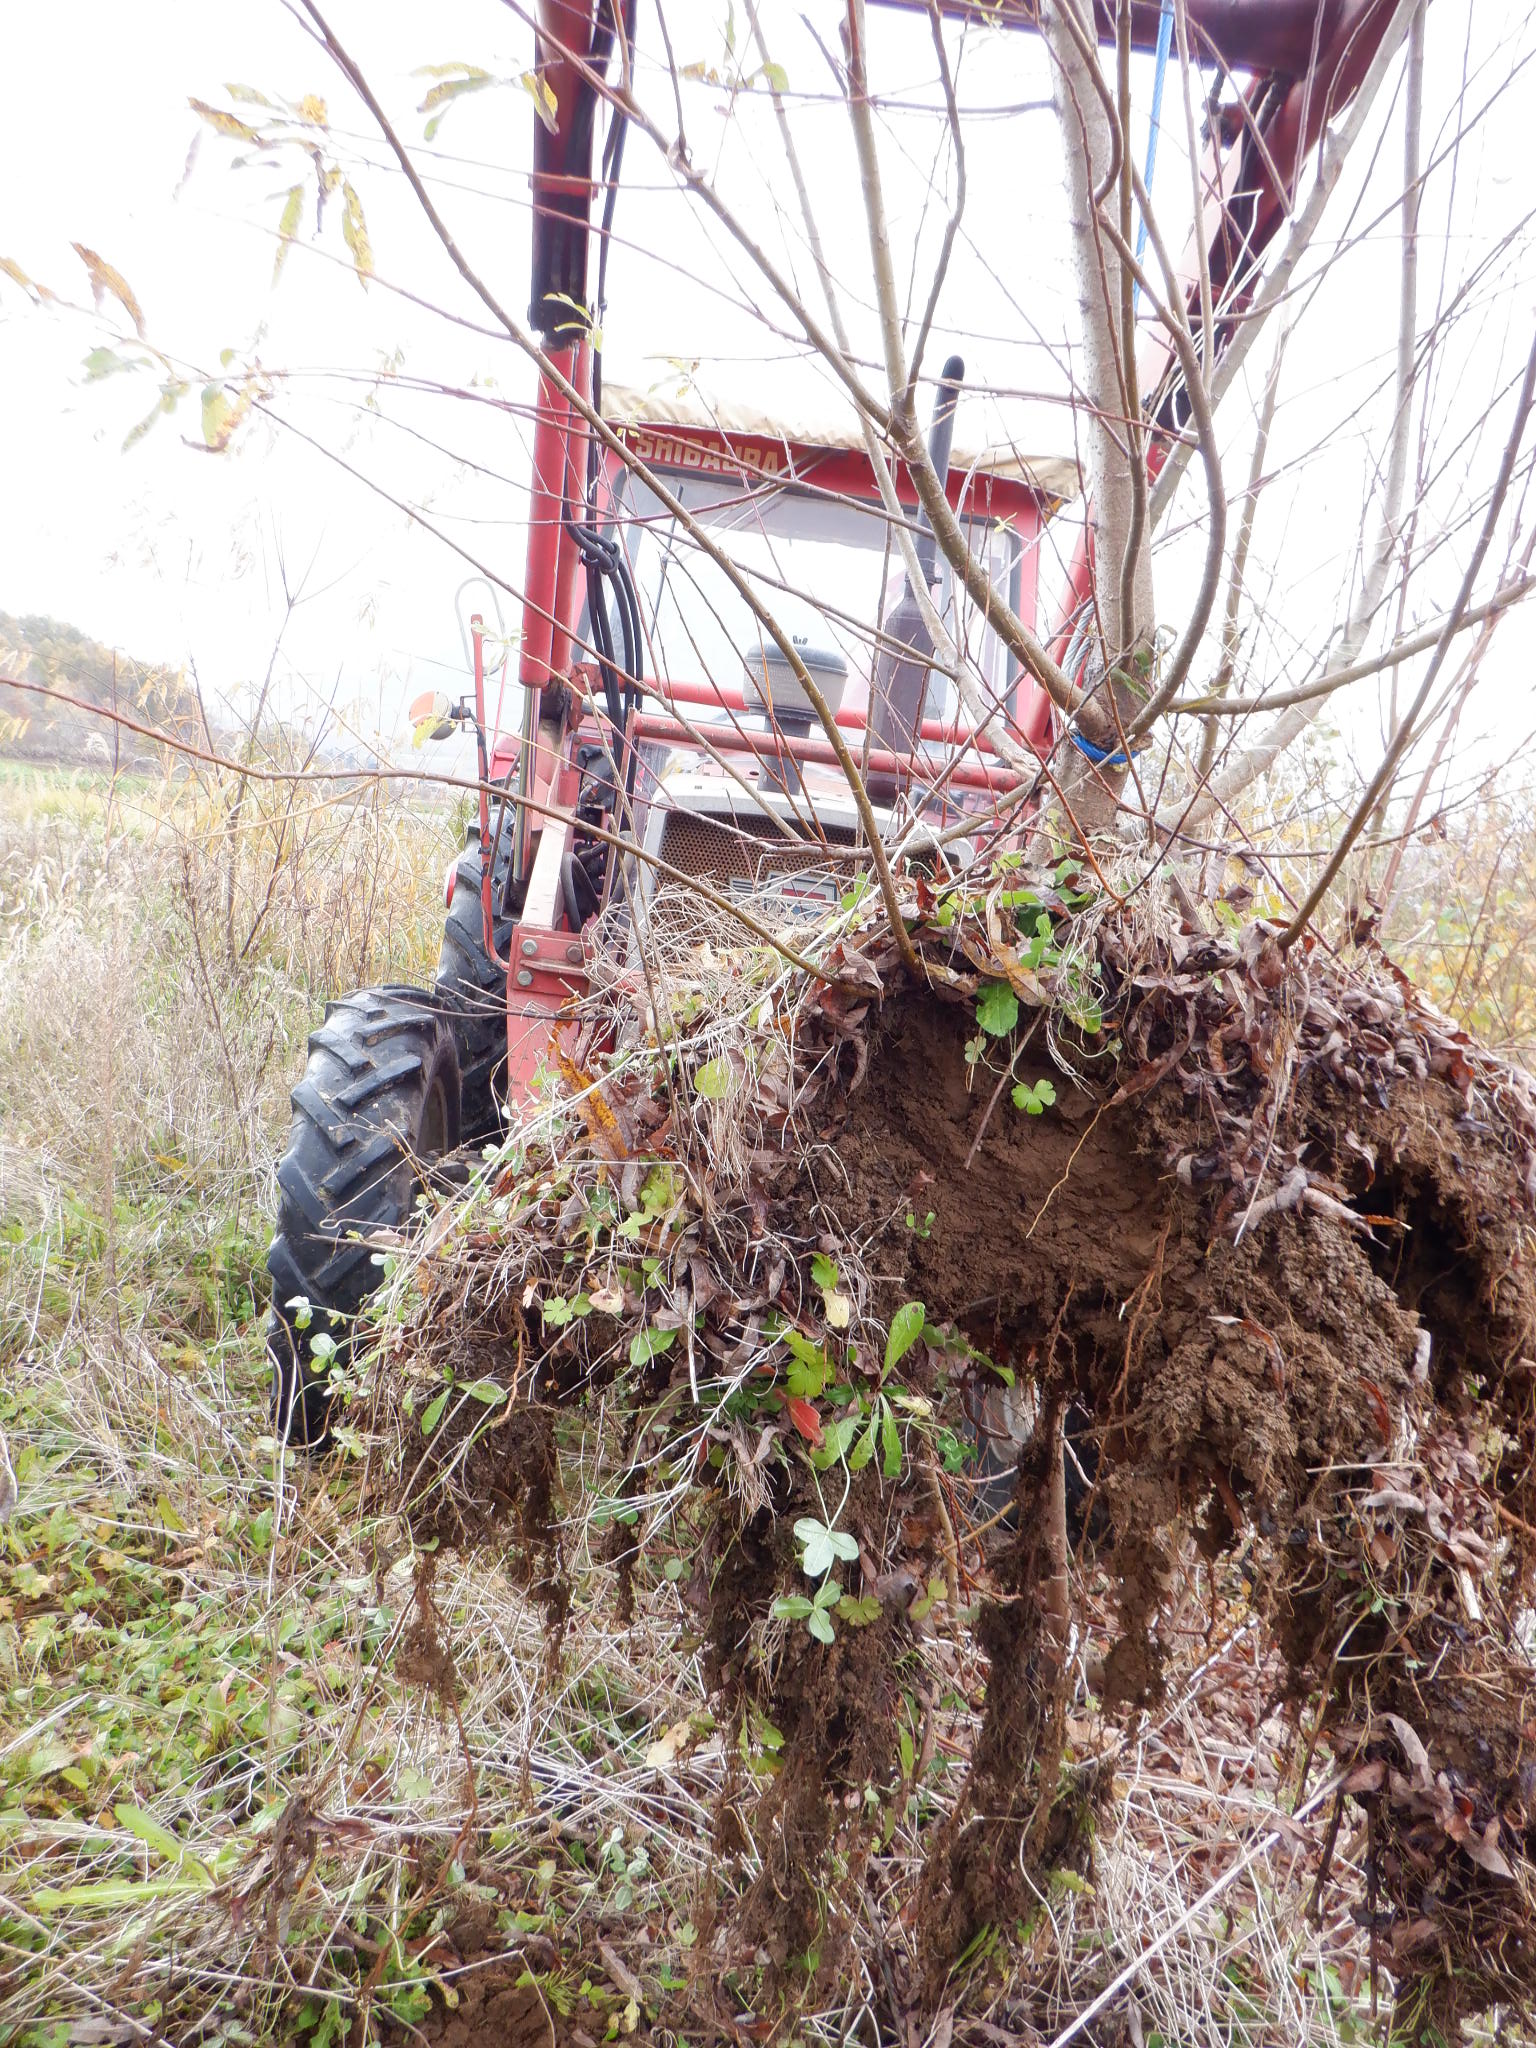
(188, 97, 262, 143)
(785, 1339, 828, 1400)
(810, 1252, 839, 1291)
(759, 59, 790, 92)
(519, 68, 560, 132)
(884, 1301, 926, 1374)
(122, 400, 164, 453)
(694, 1056, 731, 1100)
(880, 1402, 902, 1478)
(32, 1876, 211, 1911)
(419, 70, 493, 113)
(975, 981, 1019, 1037)
(771, 1595, 813, 1620)
(836, 1593, 882, 1627)
(72, 242, 145, 336)
(463, 1378, 506, 1404)
(629, 1326, 677, 1368)
(421, 1388, 450, 1437)
(812, 1579, 841, 1609)
(806, 1605, 835, 1644)
(113, 1804, 210, 1882)
(201, 383, 233, 450)
(809, 1414, 861, 1469)
(83, 346, 137, 381)
(273, 183, 304, 285)
(793, 1517, 859, 1579)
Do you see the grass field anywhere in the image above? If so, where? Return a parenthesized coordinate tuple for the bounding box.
(0, 762, 767, 2044)
(0, 761, 498, 2039)
(0, 756, 1521, 2045)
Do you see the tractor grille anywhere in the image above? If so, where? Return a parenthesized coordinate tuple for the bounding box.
(645, 811, 863, 949)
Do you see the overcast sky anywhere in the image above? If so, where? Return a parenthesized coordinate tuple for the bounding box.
(2, 0, 1533, 785)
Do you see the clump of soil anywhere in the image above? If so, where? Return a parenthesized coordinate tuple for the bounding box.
(392, 1398, 566, 1628)
(395, 1965, 558, 2048)
(375, 900, 1536, 2038)
(707, 1470, 908, 1983)
(796, 981, 1536, 2018)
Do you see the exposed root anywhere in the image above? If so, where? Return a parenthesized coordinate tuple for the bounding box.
(367, 876, 1536, 2038)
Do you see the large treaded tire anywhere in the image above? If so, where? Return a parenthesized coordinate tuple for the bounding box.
(266, 986, 461, 1445)
(434, 816, 518, 1141)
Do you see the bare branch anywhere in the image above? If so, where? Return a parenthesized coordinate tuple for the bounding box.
(843, 0, 1085, 723)
(1195, 327, 1288, 779)
(1039, 0, 1150, 668)
(1173, 0, 1214, 377)
(1158, 10, 1424, 835)
(294, 0, 920, 972)
(1149, 0, 1418, 529)
(1281, 320, 1536, 950)
(904, 1, 967, 405)
(1174, 572, 1536, 717)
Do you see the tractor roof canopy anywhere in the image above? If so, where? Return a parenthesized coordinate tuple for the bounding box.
(600, 382, 1079, 521)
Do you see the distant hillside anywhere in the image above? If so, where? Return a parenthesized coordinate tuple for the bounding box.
(0, 612, 200, 767)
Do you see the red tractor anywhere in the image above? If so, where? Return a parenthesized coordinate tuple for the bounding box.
(265, 0, 1410, 1440)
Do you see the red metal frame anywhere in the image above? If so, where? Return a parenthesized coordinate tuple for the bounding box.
(479, 414, 1059, 1103)
(482, 0, 1413, 1107)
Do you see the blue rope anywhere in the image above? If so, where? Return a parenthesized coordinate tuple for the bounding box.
(1068, 728, 1145, 770)
(1132, 0, 1176, 314)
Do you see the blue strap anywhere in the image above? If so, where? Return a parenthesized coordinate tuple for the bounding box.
(1132, 0, 1176, 313)
(1068, 728, 1144, 770)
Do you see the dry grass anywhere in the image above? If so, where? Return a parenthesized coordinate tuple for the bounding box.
(0, 757, 1461, 2046)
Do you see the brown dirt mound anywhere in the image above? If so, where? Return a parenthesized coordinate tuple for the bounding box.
(375, 907, 1536, 2038)
(401, 1966, 560, 2048)
(791, 986, 1536, 2015)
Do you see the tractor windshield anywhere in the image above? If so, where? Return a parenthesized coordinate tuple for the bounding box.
(617, 473, 1024, 731)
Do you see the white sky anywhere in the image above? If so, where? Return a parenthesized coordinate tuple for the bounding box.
(2, 0, 1533, 786)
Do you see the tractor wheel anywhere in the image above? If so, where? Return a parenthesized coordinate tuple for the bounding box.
(435, 814, 520, 1140)
(265, 987, 461, 1445)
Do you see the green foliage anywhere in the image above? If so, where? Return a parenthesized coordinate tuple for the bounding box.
(772, 1579, 841, 1644)
(884, 1300, 925, 1374)
(693, 1055, 731, 1099)
(421, 1381, 451, 1436)
(781, 1327, 829, 1398)
(975, 981, 1019, 1037)
(629, 1324, 677, 1367)
(792, 1516, 859, 1580)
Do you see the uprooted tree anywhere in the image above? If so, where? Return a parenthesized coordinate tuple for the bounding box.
(6, 0, 1536, 2036)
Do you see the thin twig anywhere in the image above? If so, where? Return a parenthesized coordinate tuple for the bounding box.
(1282, 322, 1536, 948)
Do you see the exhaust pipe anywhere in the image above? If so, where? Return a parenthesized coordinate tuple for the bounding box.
(868, 354, 964, 799)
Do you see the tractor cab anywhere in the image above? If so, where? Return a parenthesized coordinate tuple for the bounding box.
(601, 383, 1070, 741)
(597, 384, 1070, 963)
(470, 379, 1070, 1096)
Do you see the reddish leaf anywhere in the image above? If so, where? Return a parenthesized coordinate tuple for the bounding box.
(1360, 1376, 1393, 1440)
(787, 1396, 824, 1447)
